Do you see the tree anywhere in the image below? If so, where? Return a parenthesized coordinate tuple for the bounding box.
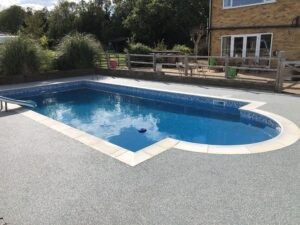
(22, 9, 49, 39)
(76, 0, 112, 44)
(47, 1, 77, 43)
(124, 0, 174, 46)
(123, 0, 209, 48)
(105, 0, 133, 50)
(190, 26, 206, 55)
(0, 0, 209, 52)
(0, 6, 26, 34)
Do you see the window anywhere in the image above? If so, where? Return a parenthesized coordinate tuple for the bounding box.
(224, 0, 275, 8)
(221, 33, 272, 58)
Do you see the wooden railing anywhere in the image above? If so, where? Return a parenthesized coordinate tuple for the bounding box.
(126, 53, 278, 79)
(99, 52, 299, 92)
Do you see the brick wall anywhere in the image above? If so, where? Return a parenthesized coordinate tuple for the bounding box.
(210, 0, 300, 60)
(211, 0, 300, 28)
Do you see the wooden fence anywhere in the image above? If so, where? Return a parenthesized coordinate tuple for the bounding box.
(99, 52, 299, 93)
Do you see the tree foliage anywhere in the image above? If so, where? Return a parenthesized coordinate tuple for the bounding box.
(47, 1, 77, 43)
(0, 0, 209, 51)
(76, 0, 112, 43)
(0, 6, 26, 34)
(123, 0, 209, 47)
(22, 9, 49, 39)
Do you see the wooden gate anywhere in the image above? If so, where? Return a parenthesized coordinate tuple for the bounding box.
(275, 50, 300, 94)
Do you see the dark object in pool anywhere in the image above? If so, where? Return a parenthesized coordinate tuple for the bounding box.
(138, 128, 147, 133)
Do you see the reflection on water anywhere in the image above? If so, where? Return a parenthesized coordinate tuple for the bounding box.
(57, 107, 168, 142)
(38, 92, 171, 150)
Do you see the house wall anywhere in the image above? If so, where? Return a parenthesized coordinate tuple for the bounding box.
(211, 0, 300, 28)
(210, 0, 300, 59)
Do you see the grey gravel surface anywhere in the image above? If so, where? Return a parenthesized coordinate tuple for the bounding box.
(0, 77, 299, 225)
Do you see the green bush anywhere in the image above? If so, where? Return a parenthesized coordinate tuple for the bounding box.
(39, 35, 49, 49)
(56, 33, 103, 70)
(40, 49, 56, 72)
(126, 42, 152, 54)
(0, 37, 43, 75)
(172, 44, 191, 54)
(155, 40, 167, 51)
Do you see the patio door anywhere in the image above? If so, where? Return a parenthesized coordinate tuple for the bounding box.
(222, 33, 273, 59)
(232, 37, 244, 57)
(231, 35, 259, 58)
(246, 36, 258, 57)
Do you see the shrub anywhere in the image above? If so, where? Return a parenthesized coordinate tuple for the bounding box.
(0, 37, 42, 75)
(154, 40, 167, 51)
(56, 33, 103, 70)
(126, 42, 152, 54)
(40, 49, 56, 72)
(172, 44, 191, 55)
(39, 35, 49, 49)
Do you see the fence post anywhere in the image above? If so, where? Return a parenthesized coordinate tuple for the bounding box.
(184, 55, 188, 76)
(225, 55, 229, 78)
(153, 53, 156, 72)
(275, 51, 285, 92)
(127, 53, 131, 71)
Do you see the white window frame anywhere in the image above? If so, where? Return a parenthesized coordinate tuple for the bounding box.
(223, 0, 276, 9)
(220, 33, 273, 59)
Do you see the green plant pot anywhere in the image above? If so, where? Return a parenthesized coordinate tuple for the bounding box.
(209, 57, 217, 66)
(228, 67, 238, 78)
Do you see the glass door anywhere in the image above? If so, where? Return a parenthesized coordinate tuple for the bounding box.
(260, 34, 272, 57)
(246, 36, 257, 57)
(233, 37, 244, 57)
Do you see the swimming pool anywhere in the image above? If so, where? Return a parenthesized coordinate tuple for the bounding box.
(2, 81, 281, 152)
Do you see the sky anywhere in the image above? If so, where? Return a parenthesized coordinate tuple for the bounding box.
(0, 0, 85, 10)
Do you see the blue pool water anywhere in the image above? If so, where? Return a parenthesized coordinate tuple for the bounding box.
(24, 87, 280, 152)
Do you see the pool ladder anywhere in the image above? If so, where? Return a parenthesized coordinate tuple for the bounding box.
(0, 96, 37, 112)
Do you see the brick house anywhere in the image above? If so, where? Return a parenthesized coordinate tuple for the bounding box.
(208, 0, 300, 60)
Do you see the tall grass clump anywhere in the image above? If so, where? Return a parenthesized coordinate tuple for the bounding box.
(0, 37, 42, 75)
(56, 33, 103, 70)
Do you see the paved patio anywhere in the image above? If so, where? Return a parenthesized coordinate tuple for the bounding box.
(0, 77, 299, 225)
